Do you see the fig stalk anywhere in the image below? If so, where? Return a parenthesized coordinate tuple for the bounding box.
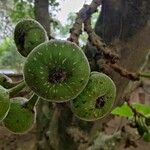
(8, 80, 26, 98)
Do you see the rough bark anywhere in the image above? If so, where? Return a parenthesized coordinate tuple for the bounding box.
(34, 1, 52, 150)
(34, 0, 50, 36)
(83, 1, 150, 147)
(86, 0, 150, 105)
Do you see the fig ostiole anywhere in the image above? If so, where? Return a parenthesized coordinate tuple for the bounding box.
(2, 94, 38, 134)
(14, 19, 49, 57)
(70, 71, 116, 121)
(23, 40, 90, 102)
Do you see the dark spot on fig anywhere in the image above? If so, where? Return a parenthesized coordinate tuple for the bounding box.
(95, 96, 105, 108)
(49, 68, 67, 83)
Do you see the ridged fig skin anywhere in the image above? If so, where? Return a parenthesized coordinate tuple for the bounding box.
(23, 40, 90, 102)
(0, 85, 10, 121)
(71, 71, 116, 121)
(14, 19, 48, 57)
(3, 98, 35, 134)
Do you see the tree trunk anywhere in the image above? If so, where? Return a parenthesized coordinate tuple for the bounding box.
(34, 1, 52, 150)
(34, 0, 50, 36)
(35, 0, 150, 149)
(94, 0, 150, 105)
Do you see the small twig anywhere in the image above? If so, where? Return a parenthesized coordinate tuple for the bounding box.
(84, 19, 119, 63)
(109, 63, 140, 81)
(67, 0, 102, 44)
(125, 99, 146, 118)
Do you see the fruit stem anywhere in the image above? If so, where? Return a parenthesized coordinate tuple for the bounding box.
(26, 94, 39, 110)
(4, 80, 23, 89)
(8, 80, 26, 97)
(47, 105, 61, 149)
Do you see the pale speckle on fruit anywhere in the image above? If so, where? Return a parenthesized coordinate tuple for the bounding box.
(70, 82, 75, 85)
(62, 58, 67, 64)
(59, 52, 61, 56)
(33, 57, 37, 61)
(47, 85, 50, 88)
(38, 52, 42, 56)
(44, 83, 47, 86)
(73, 62, 77, 65)
(59, 83, 62, 87)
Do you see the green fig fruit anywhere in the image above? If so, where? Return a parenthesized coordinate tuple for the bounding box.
(14, 19, 48, 57)
(23, 40, 90, 102)
(3, 96, 36, 134)
(71, 72, 116, 121)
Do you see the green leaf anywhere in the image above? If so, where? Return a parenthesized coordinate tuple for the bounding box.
(111, 102, 134, 117)
(132, 103, 150, 117)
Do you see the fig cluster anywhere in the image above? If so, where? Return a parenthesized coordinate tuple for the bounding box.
(0, 19, 117, 134)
